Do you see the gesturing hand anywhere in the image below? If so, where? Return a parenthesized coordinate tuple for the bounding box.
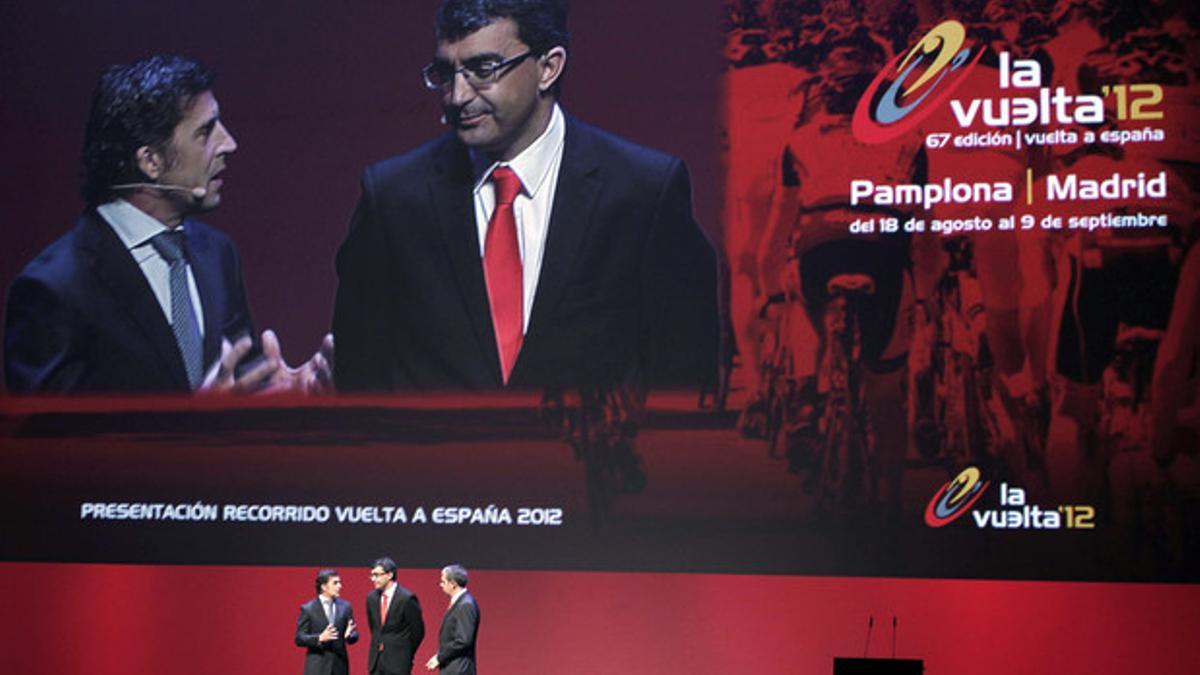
(199, 334, 279, 393)
(260, 330, 335, 394)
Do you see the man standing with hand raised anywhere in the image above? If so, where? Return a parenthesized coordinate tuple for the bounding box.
(296, 568, 359, 675)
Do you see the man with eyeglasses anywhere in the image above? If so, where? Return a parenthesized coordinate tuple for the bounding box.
(366, 557, 425, 675)
(333, 0, 718, 393)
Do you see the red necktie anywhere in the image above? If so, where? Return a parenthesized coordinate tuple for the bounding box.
(380, 591, 389, 626)
(484, 166, 524, 383)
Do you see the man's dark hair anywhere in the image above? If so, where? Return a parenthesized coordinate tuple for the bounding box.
(442, 564, 469, 588)
(436, 0, 568, 93)
(372, 557, 397, 581)
(315, 568, 340, 595)
(80, 54, 214, 208)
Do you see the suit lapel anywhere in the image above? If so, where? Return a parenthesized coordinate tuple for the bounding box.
(183, 220, 224, 368)
(382, 588, 398, 625)
(514, 117, 602, 382)
(80, 212, 190, 388)
(311, 598, 330, 630)
(366, 590, 379, 630)
(332, 598, 346, 630)
(429, 138, 504, 385)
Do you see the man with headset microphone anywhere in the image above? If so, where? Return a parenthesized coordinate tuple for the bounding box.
(4, 54, 332, 393)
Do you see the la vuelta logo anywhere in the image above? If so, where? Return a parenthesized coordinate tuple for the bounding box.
(853, 20, 984, 144)
(924, 466, 990, 527)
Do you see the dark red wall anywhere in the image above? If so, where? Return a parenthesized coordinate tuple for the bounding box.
(7, 562, 1199, 674)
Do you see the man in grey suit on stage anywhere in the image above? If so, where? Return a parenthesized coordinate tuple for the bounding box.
(425, 564, 480, 674)
(295, 568, 359, 675)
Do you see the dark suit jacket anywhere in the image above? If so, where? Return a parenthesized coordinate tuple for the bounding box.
(436, 591, 479, 675)
(3, 209, 254, 392)
(295, 596, 359, 675)
(333, 115, 718, 391)
(366, 584, 425, 675)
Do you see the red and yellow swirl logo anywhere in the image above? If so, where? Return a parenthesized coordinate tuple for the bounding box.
(924, 466, 991, 527)
(853, 20, 984, 144)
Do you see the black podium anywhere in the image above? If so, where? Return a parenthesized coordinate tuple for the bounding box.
(833, 657, 923, 675)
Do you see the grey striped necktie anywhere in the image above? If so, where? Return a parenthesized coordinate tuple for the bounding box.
(150, 230, 203, 389)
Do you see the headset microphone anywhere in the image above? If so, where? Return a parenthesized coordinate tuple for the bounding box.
(112, 182, 208, 199)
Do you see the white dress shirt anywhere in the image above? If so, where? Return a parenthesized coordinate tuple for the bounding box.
(96, 199, 205, 336)
(471, 103, 566, 334)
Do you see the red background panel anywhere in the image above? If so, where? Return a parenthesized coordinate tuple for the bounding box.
(6, 562, 1199, 675)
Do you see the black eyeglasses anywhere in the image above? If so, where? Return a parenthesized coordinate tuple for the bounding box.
(422, 50, 535, 90)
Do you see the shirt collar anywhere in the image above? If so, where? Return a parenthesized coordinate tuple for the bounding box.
(472, 103, 565, 198)
(449, 587, 466, 607)
(96, 199, 180, 250)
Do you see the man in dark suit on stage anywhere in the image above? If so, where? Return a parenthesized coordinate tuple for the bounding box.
(425, 564, 480, 674)
(332, 0, 718, 392)
(3, 54, 332, 394)
(296, 568, 360, 675)
(366, 557, 426, 675)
